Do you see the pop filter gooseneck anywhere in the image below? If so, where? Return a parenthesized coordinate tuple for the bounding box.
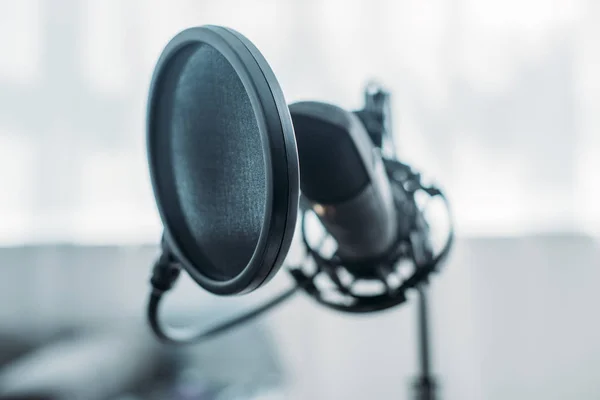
(147, 236, 321, 344)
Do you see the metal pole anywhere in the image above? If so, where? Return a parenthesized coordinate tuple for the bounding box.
(413, 284, 437, 400)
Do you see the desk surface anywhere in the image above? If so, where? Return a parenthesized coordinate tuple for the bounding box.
(0, 236, 598, 400)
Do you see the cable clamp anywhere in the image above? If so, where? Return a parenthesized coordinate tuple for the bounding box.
(150, 252, 181, 294)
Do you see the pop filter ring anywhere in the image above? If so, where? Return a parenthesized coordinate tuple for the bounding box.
(147, 26, 299, 296)
(288, 158, 454, 313)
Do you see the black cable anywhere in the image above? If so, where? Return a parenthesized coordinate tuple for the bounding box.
(147, 283, 300, 345)
(147, 250, 316, 345)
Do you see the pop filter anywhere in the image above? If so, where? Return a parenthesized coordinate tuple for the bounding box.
(147, 26, 299, 296)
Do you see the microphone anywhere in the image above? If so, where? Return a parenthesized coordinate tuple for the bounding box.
(144, 25, 454, 400)
(287, 92, 452, 400)
(289, 101, 399, 266)
(287, 93, 453, 313)
(144, 25, 453, 345)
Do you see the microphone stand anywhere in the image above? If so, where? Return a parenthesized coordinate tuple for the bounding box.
(355, 83, 450, 400)
(413, 284, 437, 400)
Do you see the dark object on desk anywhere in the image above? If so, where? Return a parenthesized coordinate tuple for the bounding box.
(0, 317, 285, 400)
(0, 327, 163, 400)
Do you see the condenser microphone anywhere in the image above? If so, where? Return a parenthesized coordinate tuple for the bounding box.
(144, 24, 453, 345)
(289, 102, 399, 265)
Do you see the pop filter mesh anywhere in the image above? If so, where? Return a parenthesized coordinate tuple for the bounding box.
(153, 43, 267, 281)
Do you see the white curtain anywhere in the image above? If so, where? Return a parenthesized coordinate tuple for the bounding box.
(0, 0, 598, 244)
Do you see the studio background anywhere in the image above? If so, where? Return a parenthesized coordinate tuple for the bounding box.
(1, 1, 599, 399)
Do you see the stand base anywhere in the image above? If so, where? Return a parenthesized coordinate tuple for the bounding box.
(412, 376, 437, 400)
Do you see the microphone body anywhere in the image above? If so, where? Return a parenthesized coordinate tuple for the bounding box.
(289, 102, 398, 263)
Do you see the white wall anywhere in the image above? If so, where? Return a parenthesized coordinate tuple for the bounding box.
(0, 0, 599, 244)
